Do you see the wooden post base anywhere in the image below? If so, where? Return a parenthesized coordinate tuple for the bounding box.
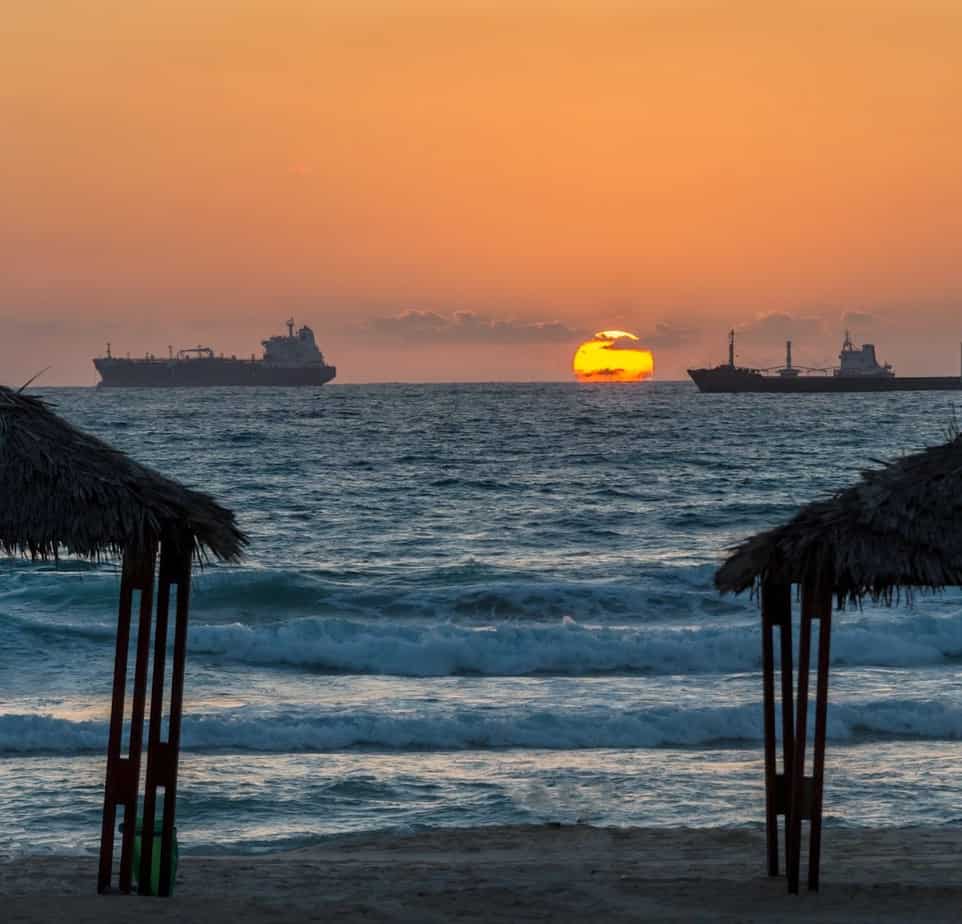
(760, 573, 833, 893)
(97, 534, 193, 896)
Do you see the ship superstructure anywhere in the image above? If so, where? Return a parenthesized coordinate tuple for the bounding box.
(261, 321, 329, 367)
(688, 330, 962, 393)
(834, 331, 893, 379)
(94, 320, 337, 387)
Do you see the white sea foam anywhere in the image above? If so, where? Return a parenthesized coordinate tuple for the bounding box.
(186, 617, 758, 676)
(188, 612, 962, 676)
(7, 609, 962, 677)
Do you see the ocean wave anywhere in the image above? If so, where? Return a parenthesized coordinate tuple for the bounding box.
(7, 698, 962, 755)
(0, 562, 730, 626)
(7, 608, 962, 677)
(186, 611, 962, 675)
(185, 617, 760, 676)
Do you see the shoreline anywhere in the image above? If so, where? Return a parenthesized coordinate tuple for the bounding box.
(6, 824, 962, 922)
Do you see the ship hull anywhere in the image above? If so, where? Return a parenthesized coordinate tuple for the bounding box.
(94, 358, 337, 387)
(688, 368, 962, 393)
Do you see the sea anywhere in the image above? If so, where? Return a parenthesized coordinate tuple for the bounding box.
(4, 382, 962, 858)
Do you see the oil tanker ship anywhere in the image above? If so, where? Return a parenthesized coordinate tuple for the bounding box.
(689, 331, 962, 393)
(94, 320, 337, 387)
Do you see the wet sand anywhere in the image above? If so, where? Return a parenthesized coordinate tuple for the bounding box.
(5, 825, 962, 923)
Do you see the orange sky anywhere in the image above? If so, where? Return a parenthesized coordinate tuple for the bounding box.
(3, 1, 962, 383)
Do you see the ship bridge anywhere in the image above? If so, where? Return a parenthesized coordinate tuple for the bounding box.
(262, 319, 326, 367)
(835, 331, 894, 378)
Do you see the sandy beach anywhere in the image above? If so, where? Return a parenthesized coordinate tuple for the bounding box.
(5, 824, 962, 923)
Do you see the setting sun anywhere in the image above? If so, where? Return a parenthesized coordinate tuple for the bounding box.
(572, 331, 655, 383)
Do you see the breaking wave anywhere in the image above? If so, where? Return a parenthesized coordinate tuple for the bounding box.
(186, 617, 760, 676)
(187, 611, 962, 676)
(7, 698, 962, 755)
(8, 609, 962, 677)
(0, 562, 732, 626)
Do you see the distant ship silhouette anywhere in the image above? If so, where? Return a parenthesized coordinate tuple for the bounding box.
(94, 320, 337, 387)
(689, 330, 962, 393)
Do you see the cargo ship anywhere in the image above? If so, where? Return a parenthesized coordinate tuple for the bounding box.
(94, 320, 337, 387)
(689, 331, 962, 393)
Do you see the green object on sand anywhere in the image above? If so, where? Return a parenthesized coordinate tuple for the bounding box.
(129, 823, 179, 896)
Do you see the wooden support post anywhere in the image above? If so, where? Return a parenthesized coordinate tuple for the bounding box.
(808, 577, 834, 891)
(160, 544, 192, 896)
(787, 577, 814, 895)
(785, 572, 834, 894)
(140, 536, 193, 897)
(98, 541, 157, 894)
(760, 588, 778, 876)
(760, 579, 792, 878)
(760, 580, 780, 875)
(779, 590, 795, 870)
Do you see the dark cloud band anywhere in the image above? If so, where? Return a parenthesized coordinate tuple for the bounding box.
(368, 310, 581, 343)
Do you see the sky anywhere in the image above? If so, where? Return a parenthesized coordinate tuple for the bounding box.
(3, 1, 962, 384)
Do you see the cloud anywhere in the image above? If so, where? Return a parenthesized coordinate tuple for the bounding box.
(644, 321, 698, 349)
(606, 338, 642, 351)
(591, 331, 652, 353)
(578, 366, 629, 378)
(736, 312, 825, 344)
(841, 310, 881, 331)
(368, 310, 581, 343)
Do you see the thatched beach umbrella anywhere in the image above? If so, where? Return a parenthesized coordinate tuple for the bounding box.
(715, 433, 962, 895)
(0, 387, 246, 895)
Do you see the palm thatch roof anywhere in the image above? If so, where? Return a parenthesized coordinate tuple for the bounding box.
(716, 434, 962, 604)
(0, 387, 246, 561)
